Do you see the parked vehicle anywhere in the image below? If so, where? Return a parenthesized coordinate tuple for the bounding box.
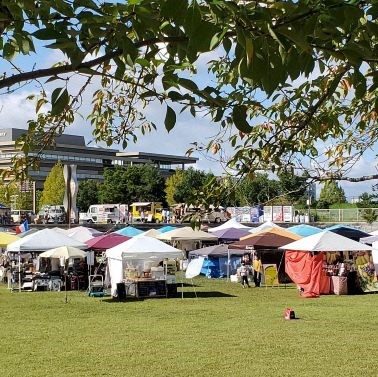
(79, 204, 128, 224)
(11, 209, 35, 224)
(130, 202, 163, 223)
(37, 205, 66, 224)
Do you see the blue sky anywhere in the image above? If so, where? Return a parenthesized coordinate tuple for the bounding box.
(0, 43, 377, 201)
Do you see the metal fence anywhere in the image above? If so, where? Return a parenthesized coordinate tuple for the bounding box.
(309, 208, 376, 223)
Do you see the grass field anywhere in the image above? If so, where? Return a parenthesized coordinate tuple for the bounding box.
(1, 276, 378, 377)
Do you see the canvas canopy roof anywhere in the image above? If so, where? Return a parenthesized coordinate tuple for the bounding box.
(287, 224, 322, 237)
(63, 226, 103, 243)
(211, 227, 251, 241)
(6, 228, 87, 252)
(134, 229, 161, 238)
(323, 225, 370, 241)
(0, 232, 19, 247)
(39, 246, 87, 260)
(280, 230, 373, 252)
(156, 226, 218, 241)
(115, 226, 143, 237)
(189, 244, 245, 258)
(230, 228, 301, 250)
(249, 220, 283, 234)
(159, 225, 177, 233)
(208, 218, 251, 233)
(86, 233, 130, 250)
(360, 235, 378, 244)
(106, 236, 183, 260)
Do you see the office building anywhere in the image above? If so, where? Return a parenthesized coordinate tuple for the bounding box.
(0, 128, 198, 189)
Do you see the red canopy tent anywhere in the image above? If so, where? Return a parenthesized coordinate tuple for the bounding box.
(86, 233, 130, 251)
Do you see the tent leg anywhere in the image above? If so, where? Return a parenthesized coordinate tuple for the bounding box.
(191, 278, 197, 299)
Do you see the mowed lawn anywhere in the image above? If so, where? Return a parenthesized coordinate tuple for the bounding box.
(1, 277, 378, 377)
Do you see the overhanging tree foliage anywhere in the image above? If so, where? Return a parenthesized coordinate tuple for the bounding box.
(1, 0, 378, 186)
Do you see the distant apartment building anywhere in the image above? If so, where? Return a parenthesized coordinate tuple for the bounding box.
(0, 128, 198, 189)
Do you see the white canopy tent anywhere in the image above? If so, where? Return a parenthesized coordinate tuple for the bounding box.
(249, 220, 283, 234)
(157, 226, 218, 241)
(208, 218, 251, 233)
(280, 230, 373, 252)
(58, 226, 103, 243)
(106, 236, 183, 296)
(134, 228, 161, 239)
(7, 228, 87, 252)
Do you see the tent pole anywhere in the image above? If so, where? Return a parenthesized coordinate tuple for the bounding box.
(227, 246, 230, 281)
(18, 252, 21, 293)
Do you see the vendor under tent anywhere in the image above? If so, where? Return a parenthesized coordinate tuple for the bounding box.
(115, 226, 143, 237)
(211, 227, 251, 243)
(86, 233, 130, 251)
(208, 218, 251, 233)
(5, 229, 87, 292)
(280, 230, 375, 298)
(106, 236, 183, 298)
(229, 228, 302, 284)
(38, 246, 89, 293)
(188, 244, 245, 278)
(287, 224, 322, 237)
(324, 224, 370, 241)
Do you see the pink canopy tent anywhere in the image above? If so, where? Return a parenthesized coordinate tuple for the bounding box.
(86, 233, 130, 251)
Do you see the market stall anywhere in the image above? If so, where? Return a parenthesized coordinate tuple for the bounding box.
(6, 229, 87, 291)
(280, 230, 374, 298)
(188, 244, 245, 278)
(157, 226, 218, 257)
(229, 228, 302, 284)
(106, 236, 183, 298)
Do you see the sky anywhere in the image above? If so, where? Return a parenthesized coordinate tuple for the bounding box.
(0, 40, 377, 201)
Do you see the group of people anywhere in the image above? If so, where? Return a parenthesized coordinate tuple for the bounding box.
(239, 253, 262, 288)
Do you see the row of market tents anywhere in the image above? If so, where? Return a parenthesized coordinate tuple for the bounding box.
(2, 219, 378, 298)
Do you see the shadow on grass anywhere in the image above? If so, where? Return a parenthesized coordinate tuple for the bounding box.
(175, 291, 237, 299)
(100, 291, 236, 303)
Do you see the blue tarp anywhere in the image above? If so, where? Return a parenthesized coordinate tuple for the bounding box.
(200, 256, 241, 278)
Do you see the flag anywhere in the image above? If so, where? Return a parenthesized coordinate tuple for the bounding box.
(16, 220, 29, 234)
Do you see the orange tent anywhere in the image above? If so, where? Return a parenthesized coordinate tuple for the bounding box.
(230, 227, 302, 250)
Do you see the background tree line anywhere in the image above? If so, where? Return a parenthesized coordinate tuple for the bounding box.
(2, 161, 378, 214)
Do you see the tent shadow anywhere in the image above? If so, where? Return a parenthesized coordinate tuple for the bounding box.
(177, 291, 237, 298)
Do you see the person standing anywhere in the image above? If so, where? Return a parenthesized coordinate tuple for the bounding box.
(253, 254, 262, 287)
(240, 262, 250, 288)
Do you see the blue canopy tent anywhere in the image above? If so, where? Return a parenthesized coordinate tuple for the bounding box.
(159, 225, 177, 233)
(115, 226, 143, 237)
(188, 244, 245, 278)
(287, 224, 322, 237)
(324, 224, 370, 242)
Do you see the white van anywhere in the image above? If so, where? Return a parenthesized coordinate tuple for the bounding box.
(80, 204, 128, 224)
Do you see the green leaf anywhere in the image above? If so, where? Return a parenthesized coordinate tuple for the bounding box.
(232, 105, 252, 133)
(164, 105, 176, 132)
(33, 28, 63, 40)
(51, 88, 69, 116)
